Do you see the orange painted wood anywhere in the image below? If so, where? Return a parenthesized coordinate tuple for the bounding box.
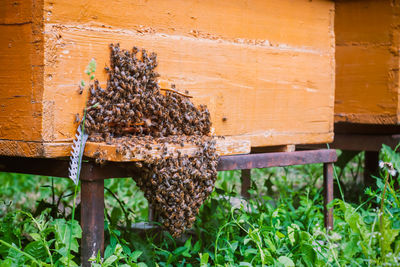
(0, 0, 335, 158)
(43, 25, 334, 144)
(0, 137, 250, 159)
(0, 0, 34, 24)
(43, 0, 333, 52)
(0, 0, 44, 141)
(335, 0, 400, 125)
(84, 138, 250, 162)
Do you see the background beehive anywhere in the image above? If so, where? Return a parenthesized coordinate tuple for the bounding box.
(0, 0, 335, 158)
(335, 0, 400, 125)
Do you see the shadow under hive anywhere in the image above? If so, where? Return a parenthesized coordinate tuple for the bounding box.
(85, 44, 218, 237)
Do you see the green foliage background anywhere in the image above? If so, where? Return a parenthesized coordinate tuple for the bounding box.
(0, 145, 399, 266)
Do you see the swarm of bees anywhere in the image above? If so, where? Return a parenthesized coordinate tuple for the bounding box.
(85, 43, 218, 237)
(131, 137, 218, 236)
(85, 43, 211, 140)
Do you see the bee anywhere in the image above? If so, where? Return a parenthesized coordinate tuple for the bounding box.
(112, 92, 121, 101)
(121, 71, 128, 80)
(95, 156, 105, 165)
(116, 86, 124, 93)
(84, 120, 91, 129)
(156, 195, 163, 204)
(164, 220, 170, 227)
(74, 113, 80, 123)
(120, 82, 127, 90)
(78, 84, 84, 94)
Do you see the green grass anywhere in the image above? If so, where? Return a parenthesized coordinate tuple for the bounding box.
(0, 145, 399, 266)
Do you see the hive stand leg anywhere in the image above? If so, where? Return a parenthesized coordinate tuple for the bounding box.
(323, 163, 334, 230)
(241, 169, 251, 198)
(148, 204, 157, 222)
(364, 151, 379, 189)
(81, 179, 104, 267)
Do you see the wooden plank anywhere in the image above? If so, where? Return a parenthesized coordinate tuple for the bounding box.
(42, 24, 334, 147)
(335, 45, 398, 124)
(0, 131, 332, 158)
(335, 0, 392, 44)
(334, 122, 400, 135)
(0, 0, 34, 24)
(43, 0, 334, 52)
(331, 134, 400, 152)
(0, 0, 45, 141)
(0, 137, 250, 160)
(301, 134, 400, 152)
(251, 145, 296, 153)
(84, 137, 250, 162)
(0, 23, 44, 141)
(0, 0, 335, 157)
(0, 140, 70, 158)
(335, 0, 400, 125)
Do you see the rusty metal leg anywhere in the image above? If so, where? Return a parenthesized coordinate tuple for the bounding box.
(364, 151, 379, 189)
(81, 179, 104, 267)
(241, 169, 251, 198)
(148, 203, 157, 222)
(323, 163, 334, 230)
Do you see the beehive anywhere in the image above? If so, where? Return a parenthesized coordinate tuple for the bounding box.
(335, 0, 400, 125)
(0, 0, 335, 159)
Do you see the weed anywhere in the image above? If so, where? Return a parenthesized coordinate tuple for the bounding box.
(0, 144, 399, 266)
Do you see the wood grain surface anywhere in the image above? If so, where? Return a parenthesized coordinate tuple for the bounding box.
(0, 0, 335, 158)
(335, 0, 400, 125)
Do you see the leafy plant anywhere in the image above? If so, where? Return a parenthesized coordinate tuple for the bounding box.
(1, 144, 400, 266)
(0, 209, 81, 266)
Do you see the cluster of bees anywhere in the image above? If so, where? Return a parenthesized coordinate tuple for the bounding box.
(131, 137, 218, 236)
(85, 43, 211, 141)
(85, 44, 218, 237)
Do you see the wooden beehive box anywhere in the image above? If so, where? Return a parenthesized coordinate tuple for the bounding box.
(335, 0, 400, 126)
(0, 0, 335, 159)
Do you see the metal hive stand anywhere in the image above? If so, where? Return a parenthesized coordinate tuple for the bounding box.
(303, 122, 400, 187)
(328, 133, 399, 187)
(0, 149, 336, 267)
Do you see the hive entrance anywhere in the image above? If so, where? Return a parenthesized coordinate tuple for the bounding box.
(85, 44, 218, 237)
